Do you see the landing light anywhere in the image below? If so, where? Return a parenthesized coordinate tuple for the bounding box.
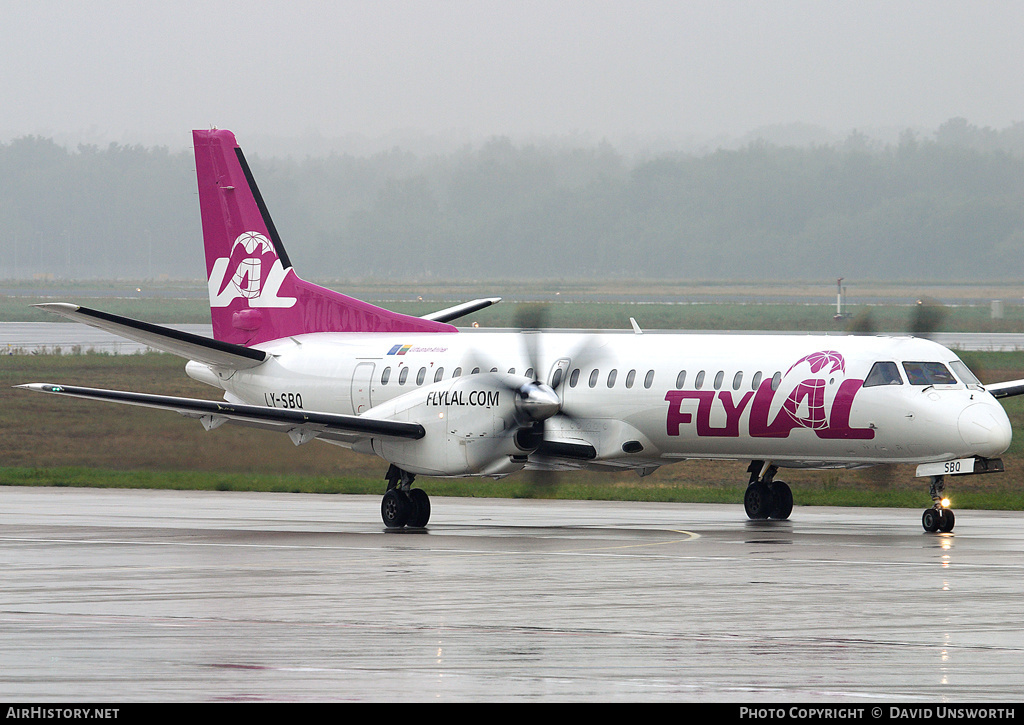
(941, 498, 951, 508)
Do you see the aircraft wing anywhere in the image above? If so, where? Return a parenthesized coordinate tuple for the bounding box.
(34, 303, 267, 369)
(986, 379, 1024, 399)
(16, 383, 425, 444)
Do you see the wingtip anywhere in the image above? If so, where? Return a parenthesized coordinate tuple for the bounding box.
(14, 383, 63, 393)
(33, 302, 81, 314)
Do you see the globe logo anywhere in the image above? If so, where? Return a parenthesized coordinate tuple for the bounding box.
(228, 232, 275, 299)
(782, 351, 847, 431)
(784, 380, 830, 430)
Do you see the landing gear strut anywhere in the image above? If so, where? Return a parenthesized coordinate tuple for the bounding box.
(921, 475, 955, 533)
(744, 461, 793, 520)
(382, 464, 431, 528)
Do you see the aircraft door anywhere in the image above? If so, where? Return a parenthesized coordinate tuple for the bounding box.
(351, 362, 375, 414)
(548, 358, 571, 397)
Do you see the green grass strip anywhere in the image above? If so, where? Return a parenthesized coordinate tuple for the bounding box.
(2, 466, 1021, 511)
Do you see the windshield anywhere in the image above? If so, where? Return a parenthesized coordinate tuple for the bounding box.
(902, 361, 957, 386)
(863, 361, 903, 387)
(949, 360, 982, 386)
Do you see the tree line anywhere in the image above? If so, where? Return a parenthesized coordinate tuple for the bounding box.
(2, 118, 1023, 282)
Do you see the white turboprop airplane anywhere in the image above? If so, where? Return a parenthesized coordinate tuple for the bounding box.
(18, 130, 1024, 532)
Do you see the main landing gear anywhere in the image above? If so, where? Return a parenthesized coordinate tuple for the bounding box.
(921, 475, 955, 533)
(381, 464, 431, 529)
(744, 461, 793, 521)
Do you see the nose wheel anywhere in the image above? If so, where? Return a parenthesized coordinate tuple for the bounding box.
(922, 506, 955, 533)
(922, 475, 955, 533)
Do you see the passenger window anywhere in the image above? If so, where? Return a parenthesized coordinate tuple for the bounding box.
(644, 370, 654, 389)
(452, 367, 462, 378)
(508, 368, 516, 375)
(732, 371, 743, 390)
(750, 371, 762, 390)
(525, 368, 534, 379)
(902, 361, 956, 386)
(381, 366, 391, 385)
(399, 367, 409, 385)
(471, 367, 480, 375)
(591, 369, 601, 388)
(490, 367, 498, 373)
(770, 372, 781, 391)
(675, 370, 686, 389)
(713, 371, 724, 390)
(551, 368, 564, 389)
(416, 367, 426, 385)
(863, 361, 903, 387)
(607, 369, 618, 388)
(569, 369, 580, 388)
(694, 371, 705, 390)
(434, 367, 444, 383)
(625, 370, 636, 389)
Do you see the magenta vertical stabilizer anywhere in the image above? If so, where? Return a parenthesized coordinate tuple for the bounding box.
(192, 129, 455, 346)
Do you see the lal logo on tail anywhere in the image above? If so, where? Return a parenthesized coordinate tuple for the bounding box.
(208, 232, 296, 308)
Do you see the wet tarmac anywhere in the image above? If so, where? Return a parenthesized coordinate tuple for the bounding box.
(0, 487, 1022, 702)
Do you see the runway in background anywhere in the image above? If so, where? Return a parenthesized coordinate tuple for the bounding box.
(4, 321, 1024, 354)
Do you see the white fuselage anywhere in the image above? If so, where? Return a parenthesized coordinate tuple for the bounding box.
(186, 329, 1012, 475)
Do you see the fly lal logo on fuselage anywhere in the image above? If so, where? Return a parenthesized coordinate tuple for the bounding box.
(208, 232, 297, 308)
(665, 351, 874, 440)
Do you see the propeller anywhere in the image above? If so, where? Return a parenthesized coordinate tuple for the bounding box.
(508, 304, 560, 459)
(845, 309, 875, 334)
(909, 296, 946, 339)
(509, 303, 563, 491)
(463, 302, 603, 491)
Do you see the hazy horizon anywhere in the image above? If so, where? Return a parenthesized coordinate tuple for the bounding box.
(3, 1, 1023, 156)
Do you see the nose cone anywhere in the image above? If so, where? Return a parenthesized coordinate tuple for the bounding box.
(958, 402, 1012, 457)
(516, 382, 561, 422)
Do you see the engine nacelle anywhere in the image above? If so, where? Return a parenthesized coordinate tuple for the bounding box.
(366, 373, 533, 477)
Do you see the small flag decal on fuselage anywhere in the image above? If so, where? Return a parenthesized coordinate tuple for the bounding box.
(388, 344, 413, 355)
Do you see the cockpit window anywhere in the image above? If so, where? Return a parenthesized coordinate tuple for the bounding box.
(902, 361, 957, 386)
(949, 360, 981, 386)
(863, 361, 903, 387)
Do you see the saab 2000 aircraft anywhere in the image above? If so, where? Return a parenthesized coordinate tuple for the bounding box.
(18, 130, 1024, 532)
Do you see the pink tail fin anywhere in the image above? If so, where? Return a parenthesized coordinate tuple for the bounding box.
(192, 129, 455, 345)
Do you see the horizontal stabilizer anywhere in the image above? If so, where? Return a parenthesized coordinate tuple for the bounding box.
(986, 379, 1024, 399)
(16, 383, 425, 442)
(421, 297, 501, 323)
(34, 303, 267, 369)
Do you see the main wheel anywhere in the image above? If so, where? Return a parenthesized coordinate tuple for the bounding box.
(769, 481, 793, 520)
(922, 508, 940, 533)
(381, 489, 411, 528)
(407, 488, 431, 528)
(938, 508, 955, 533)
(744, 481, 774, 520)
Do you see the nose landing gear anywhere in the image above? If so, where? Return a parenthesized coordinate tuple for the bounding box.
(921, 475, 955, 533)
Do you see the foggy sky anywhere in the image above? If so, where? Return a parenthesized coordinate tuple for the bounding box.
(3, 0, 1024, 154)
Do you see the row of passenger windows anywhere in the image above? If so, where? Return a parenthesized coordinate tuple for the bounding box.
(378, 365, 784, 392)
(379, 359, 979, 391)
(561, 368, 783, 392)
(380, 365, 505, 386)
